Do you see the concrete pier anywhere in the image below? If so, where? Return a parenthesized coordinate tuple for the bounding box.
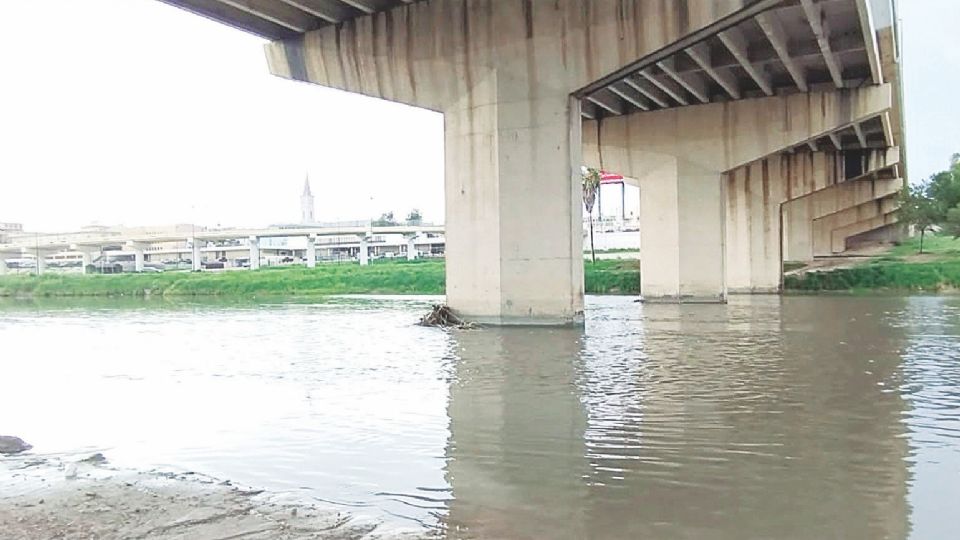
(405, 235, 416, 261)
(248, 236, 260, 270)
(191, 241, 201, 272)
(306, 235, 317, 268)
(359, 236, 369, 267)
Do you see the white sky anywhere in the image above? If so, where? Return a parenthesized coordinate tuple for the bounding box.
(0, 0, 957, 232)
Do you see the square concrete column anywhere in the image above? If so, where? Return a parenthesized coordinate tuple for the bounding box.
(640, 159, 726, 303)
(306, 235, 317, 268)
(80, 251, 93, 274)
(359, 236, 369, 266)
(133, 247, 144, 273)
(444, 87, 583, 324)
(191, 241, 202, 271)
(406, 234, 417, 261)
(248, 236, 260, 270)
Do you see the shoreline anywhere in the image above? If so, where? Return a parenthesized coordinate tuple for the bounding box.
(0, 451, 419, 539)
(2, 239, 958, 299)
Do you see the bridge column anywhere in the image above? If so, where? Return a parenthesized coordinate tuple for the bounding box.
(359, 236, 369, 266)
(248, 236, 260, 270)
(73, 246, 97, 274)
(405, 234, 417, 261)
(191, 240, 202, 272)
(639, 160, 727, 302)
(305, 234, 317, 268)
(127, 242, 145, 272)
(444, 86, 584, 324)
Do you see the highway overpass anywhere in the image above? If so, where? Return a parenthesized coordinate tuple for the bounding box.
(151, 0, 905, 323)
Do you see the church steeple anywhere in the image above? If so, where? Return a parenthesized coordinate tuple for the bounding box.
(301, 173, 315, 223)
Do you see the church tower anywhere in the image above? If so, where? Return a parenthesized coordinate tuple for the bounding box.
(301, 175, 315, 223)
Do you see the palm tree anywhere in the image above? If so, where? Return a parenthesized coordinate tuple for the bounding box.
(582, 167, 601, 263)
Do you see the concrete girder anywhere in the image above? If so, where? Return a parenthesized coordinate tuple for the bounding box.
(278, 0, 354, 24)
(782, 176, 902, 262)
(638, 69, 689, 106)
(718, 26, 773, 96)
(655, 59, 708, 104)
(829, 211, 899, 254)
(583, 85, 892, 176)
(586, 91, 624, 116)
(853, 122, 868, 148)
(685, 42, 741, 100)
(217, 0, 321, 32)
(623, 76, 669, 109)
(755, 10, 808, 92)
(608, 83, 650, 112)
(855, 0, 883, 84)
(799, 0, 844, 88)
(817, 197, 900, 255)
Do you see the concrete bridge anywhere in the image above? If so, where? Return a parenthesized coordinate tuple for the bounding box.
(0, 223, 443, 274)
(151, 0, 903, 323)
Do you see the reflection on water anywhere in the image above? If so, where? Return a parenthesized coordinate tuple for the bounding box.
(1, 295, 958, 538)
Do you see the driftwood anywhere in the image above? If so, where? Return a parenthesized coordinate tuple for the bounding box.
(417, 304, 477, 329)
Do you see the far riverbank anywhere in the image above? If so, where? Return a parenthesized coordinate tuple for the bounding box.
(0, 258, 641, 298)
(4, 236, 958, 299)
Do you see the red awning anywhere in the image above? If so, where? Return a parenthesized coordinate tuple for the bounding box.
(599, 171, 624, 183)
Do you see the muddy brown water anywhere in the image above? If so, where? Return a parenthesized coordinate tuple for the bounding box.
(1, 295, 958, 538)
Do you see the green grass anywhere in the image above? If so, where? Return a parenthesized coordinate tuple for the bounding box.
(888, 234, 960, 258)
(785, 234, 960, 292)
(584, 259, 640, 294)
(0, 258, 641, 298)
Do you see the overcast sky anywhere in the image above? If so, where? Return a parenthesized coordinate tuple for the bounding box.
(0, 0, 957, 232)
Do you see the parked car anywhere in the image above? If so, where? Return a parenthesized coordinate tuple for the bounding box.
(89, 254, 165, 274)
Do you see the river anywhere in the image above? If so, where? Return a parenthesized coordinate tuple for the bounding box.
(0, 295, 958, 538)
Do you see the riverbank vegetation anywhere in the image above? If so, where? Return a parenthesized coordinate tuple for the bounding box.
(0, 258, 641, 298)
(784, 234, 960, 292)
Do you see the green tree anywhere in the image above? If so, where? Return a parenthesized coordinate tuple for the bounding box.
(582, 167, 601, 263)
(373, 211, 396, 226)
(898, 182, 939, 254)
(405, 209, 423, 225)
(943, 204, 960, 239)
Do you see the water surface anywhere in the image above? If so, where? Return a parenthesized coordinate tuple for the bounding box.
(1, 295, 958, 538)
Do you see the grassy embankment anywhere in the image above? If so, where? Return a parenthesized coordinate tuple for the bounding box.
(784, 234, 960, 292)
(0, 258, 641, 297)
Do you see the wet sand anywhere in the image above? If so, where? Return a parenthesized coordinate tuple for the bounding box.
(0, 454, 422, 539)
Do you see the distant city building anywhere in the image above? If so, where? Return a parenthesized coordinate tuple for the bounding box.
(0, 222, 23, 244)
(301, 175, 315, 224)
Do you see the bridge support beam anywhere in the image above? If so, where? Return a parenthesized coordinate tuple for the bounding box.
(639, 160, 726, 302)
(82, 251, 93, 273)
(405, 234, 417, 261)
(191, 241, 202, 272)
(359, 236, 369, 266)
(248, 236, 260, 270)
(306, 234, 317, 268)
(444, 91, 583, 324)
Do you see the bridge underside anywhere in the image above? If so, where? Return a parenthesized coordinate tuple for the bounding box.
(160, 0, 906, 323)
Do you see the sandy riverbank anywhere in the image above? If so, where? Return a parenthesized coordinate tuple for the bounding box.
(0, 452, 423, 539)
